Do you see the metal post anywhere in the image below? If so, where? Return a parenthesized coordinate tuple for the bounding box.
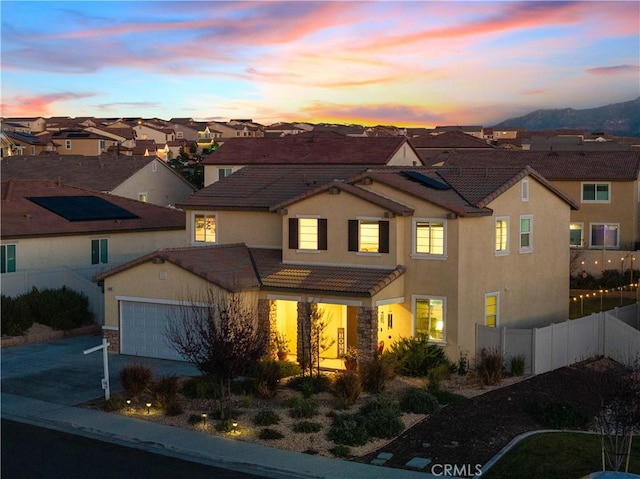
(83, 338, 111, 401)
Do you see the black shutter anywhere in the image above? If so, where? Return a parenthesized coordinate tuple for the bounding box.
(379, 220, 389, 253)
(348, 220, 358, 252)
(318, 219, 328, 250)
(288, 218, 298, 249)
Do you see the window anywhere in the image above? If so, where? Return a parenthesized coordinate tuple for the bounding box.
(519, 215, 533, 253)
(218, 168, 233, 180)
(570, 223, 583, 247)
(521, 179, 529, 202)
(194, 213, 216, 243)
(30, 146, 35, 155)
(413, 219, 446, 257)
(590, 223, 619, 249)
(1, 244, 16, 273)
(495, 217, 509, 255)
(176, 131, 183, 139)
(138, 193, 148, 202)
(582, 182, 610, 203)
(289, 217, 327, 251)
(91, 239, 108, 265)
(414, 296, 445, 342)
(152, 160, 157, 172)
(485, 293, 499, 327)
(348, 219, 389, 253)
(65, 140, 71, 150)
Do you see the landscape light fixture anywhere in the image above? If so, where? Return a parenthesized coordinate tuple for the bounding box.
(232, 420, 238, 434)
(146, 402, 152, 414)
(201, 412, 207, 425)
(126, 399, 131, 411)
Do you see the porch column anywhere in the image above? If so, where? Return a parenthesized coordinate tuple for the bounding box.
(258, 299, 277, 356)
(296, 301, 311, 364)
(102, 327, 119, 353)
(357, 306, 378, 363)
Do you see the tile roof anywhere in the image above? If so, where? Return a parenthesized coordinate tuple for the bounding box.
(425, 150, 640, 181)
(96, 245, 405, 297)
(1, 179, 185, 239)
(1, 155, 170, 192)
(177, 165, 373, 210)
(410, 130, 494, 149)
(3, 131, 48, 145)
(202, 134, 418, 166)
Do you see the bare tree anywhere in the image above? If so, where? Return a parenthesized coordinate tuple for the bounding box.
(299, 303, 335, 377)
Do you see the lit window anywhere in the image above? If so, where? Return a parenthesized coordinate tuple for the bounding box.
(359, 221, 379, 252)
(485, 293, 499, 327)
(519, 215, 533, 253)
(1, 244, 16, 273)
(298, 218, 318, 250)
(138, 193, 148, 202)
(582, 183, 610, 203)
(590, 223, 619, 249)
(495, 217, 509, 255)
(570, 223, 583, 248)
(194, 214, 216, 243)
(91, 239, 108, 265)
(348, 219, 389, 253)
(414, 220, 445, 256)
(414, 297, 445, 342)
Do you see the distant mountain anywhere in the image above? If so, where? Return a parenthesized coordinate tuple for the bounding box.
(492, 98, 640, 136)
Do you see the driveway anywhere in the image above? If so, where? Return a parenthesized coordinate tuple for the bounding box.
(1, 334, 199, 405)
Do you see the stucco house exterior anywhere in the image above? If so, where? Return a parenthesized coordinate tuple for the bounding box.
(96, 163, 577, 366)
(1, 155, 196, 206)
(50, 129, 118, 156)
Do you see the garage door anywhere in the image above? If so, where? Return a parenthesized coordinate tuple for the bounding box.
(120, 300, 200, 361)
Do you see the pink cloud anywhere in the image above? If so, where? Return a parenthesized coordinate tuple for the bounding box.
(522, 89, 547, 95)
(0, 92, 96, 117)
(586, 65, 640, 75)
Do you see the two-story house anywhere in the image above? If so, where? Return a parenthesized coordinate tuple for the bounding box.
(133, 123, 175, 144)
(50, 129, 118, 156)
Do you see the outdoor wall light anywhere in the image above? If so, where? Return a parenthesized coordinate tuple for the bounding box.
(146, 402, 152, 414)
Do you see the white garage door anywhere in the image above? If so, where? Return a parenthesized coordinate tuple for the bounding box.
(120, 300, 196, 361)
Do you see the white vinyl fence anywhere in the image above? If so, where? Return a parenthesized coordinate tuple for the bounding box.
(2, 267, 104, 324)
(476, 303, 640, 374)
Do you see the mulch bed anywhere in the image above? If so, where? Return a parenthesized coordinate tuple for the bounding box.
(359, 358, 626, 471)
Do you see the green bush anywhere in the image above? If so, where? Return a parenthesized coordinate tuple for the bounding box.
(430, 389, 468, 406)
(103, 395, 126, 412)
(287, 375, 332, 395)
(531, 400, 591, 429)
(477, 348, 504, 386)
(1, 294, 33, 336)
(327, 413, 370, 446)
(249, 359, 281, 397)
(332, 370, 362, 407)
(21, 286, 90, 330)
(292, 421, 323, 433)
(427, 363, 450, 392)
(388, 335, 451, 377)
(153, 375, 180, 408)
(359, 397, 404, 439)
(253, 408, 281, 426)
(182, 376, 218, 399)
(288, 396, 319, 418)
(164, 399, 184, 416)
(259, 428, 284, 440)
(359, 355, 397, 393)
(120, 364, 153, 398)
(187, 413, 205, 426)
(215, 419, 235, 433)
(329, 444, 352, 458)
(510, 354, 526, 377)
(276, 360, 302, 379)
(400, 388, 439, 414)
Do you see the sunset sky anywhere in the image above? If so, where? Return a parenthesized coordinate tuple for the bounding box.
(2, 1, 639, 127)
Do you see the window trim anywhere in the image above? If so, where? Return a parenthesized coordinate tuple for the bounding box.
(65, 140, 71, 150)
(91, 238, 108, 265)
(570, 222, 584, 248)
(412, 294, 446, 343)
(581, 182, 611, 204)
(192, 212, 217, 245)
(519, 215, 533, 253)
(495, 216, 510, 256)
(484, 292, 500, 328)
(412, 218, 447, 259)
(1, 244, 17, 273)
(589, 222, 620, 249)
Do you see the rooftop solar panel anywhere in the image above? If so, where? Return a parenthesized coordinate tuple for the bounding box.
(401, 171, 451, 190)
(28, 196, 139, 222)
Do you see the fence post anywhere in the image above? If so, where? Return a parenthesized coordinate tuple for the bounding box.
(531, 327, 537, 375)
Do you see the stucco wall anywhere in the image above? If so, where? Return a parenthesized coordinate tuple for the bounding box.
(114, 161, 195, 206)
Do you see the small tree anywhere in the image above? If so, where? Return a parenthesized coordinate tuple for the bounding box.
(299, 303, 335, 377)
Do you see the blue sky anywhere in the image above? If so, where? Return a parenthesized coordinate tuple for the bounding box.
(2, 1, 639, 126)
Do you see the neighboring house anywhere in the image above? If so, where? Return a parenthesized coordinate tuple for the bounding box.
(429, 150, 640, 274)
(131, 139, 158, 156)
(85, 126, 137, 150)
(411, 130, 494, 162)
(97, 163, 577, 365)
(133, 123, 175, 144)
(264, 122, 307, 138)
(50, 129, 117, 155)
(0, 131, 54, 156)
(201, 132, 424, 186)
(208, 121, 264, 140)
(1, 117, 47, 133)
(1, 155, 196, 206)
(170, 118, 207, 143)
(433, 125, 485, 139)
(312, 124, 368, 137)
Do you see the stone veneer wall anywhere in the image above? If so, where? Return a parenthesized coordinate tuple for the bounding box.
(296, 302, 311, 365)
(103, 328, 120, 353)
(258, 299, 277, 356)
(357, 306, 378, 363)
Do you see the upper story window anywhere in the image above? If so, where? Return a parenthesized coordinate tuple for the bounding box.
(414, 296, 445, 342)
(193, 213, 216, 244)
(91, 239, 108, 265)
(570, 223, 584, 248)
(176, 131, 183, 139)
(519, 215, 533, 253)
(348, 219, 389, 254)
(521, 179, 529, 202)
(288, 217, 327, 251)
(1, 244, 17, 273)
(590, 223, 619, 249)
(218, 168, 233, 180)
(138, 193, 148, 202)
(582, 182, 610, 203)
(495, 217, 509, 256)
(65, 140, 71, 150)
(413, 219, 446, 258)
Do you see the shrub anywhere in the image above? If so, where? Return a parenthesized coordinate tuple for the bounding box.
(430, 389, 468, 406)
(259, 428, 284, 440)
(292, 421, 323, 433)
(476, 348, 504, 386)
(327, 413, 369, 446)
(457, 352, 469, 376)
(600, 269, 626, 289)
(400, 388, 439, 414)
(288, 397, 319, 418)
(388, 335, 451, 377)
(103, 396, 126, 412)
(182, 376, 218, 399)
(329, 444, 352, 458)
(287, 375, 332, 396)
(215, 419, 235, 433)
(276, 360, 302, 379)
(120, 364, 153, 398)
(21, 286, 90, 330)
(153, 375, 181, 408)
(510, 354, 526, 377)
(427, 363, 450, 392)
(250, 359, 281, 397)
(531, 400, 591, 429)
(1, 294, 33, 336)
(359, 355, 397, 393)
(332, 370, 362, 407)
(188, 413, 205, 426)
(253, 408, 281, 426)
(164, 399, 184, 416)
(359, 397, 404, 439)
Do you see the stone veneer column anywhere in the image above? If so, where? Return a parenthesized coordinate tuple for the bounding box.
(357, 306, 378, 364)
(296, 301, 311, 365)
(103, 328, 120, 353)
(258, 299, 277, 356)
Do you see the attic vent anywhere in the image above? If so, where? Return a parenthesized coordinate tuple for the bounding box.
(401, 171, 450, 190)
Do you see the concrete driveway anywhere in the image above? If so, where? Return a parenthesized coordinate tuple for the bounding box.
(1, 334, 199, 405)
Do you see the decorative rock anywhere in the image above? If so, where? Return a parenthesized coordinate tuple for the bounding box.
(405, 457, 432, 469)
(377, 452, 394, 460)
(422, 442, 431, 448)
(370, 459, 387, 466)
